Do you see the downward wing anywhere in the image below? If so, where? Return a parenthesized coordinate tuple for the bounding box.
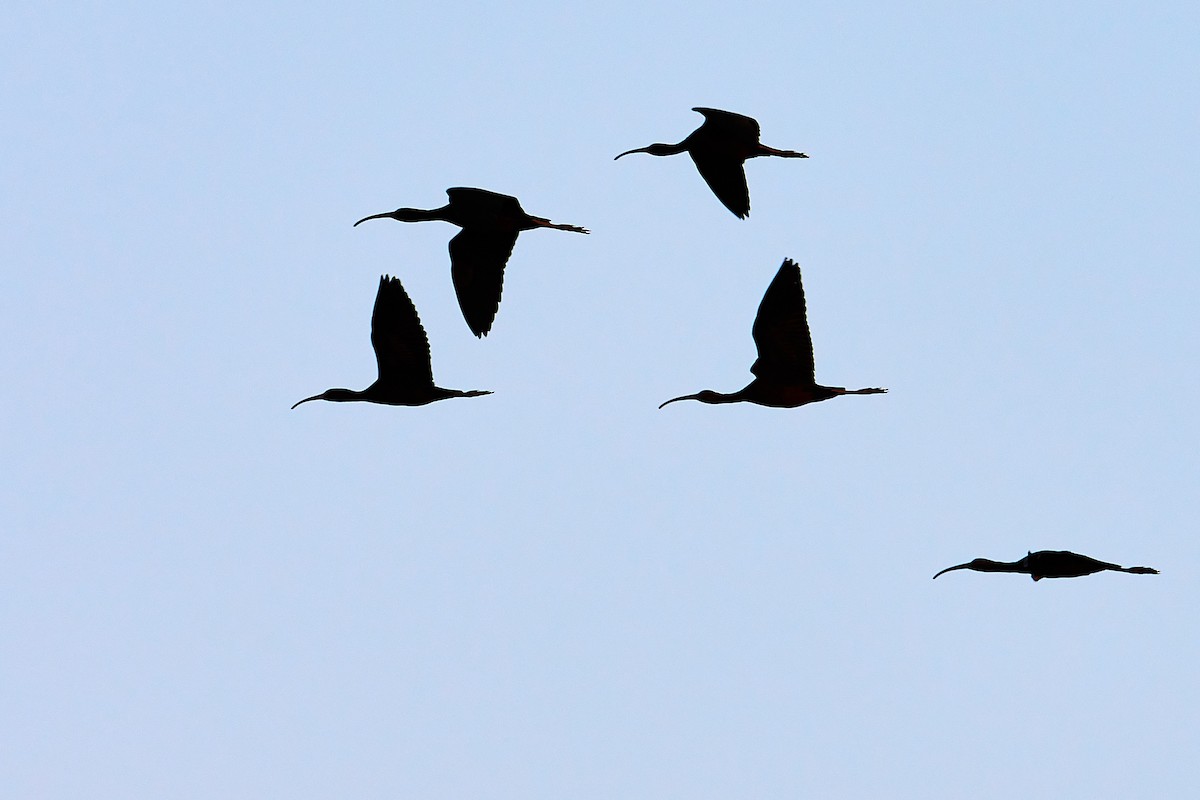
(448, 227, 520, 337)
(690, 151, 751, 218)
(750, 259, 815, 383)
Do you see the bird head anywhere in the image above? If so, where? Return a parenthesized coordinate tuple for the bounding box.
(932, 558, 995, 579)
(614, 143, 682, 160)
(658, 390, 724, 409)
(353, 209, 404, 227)
(291, 388, 358, 409)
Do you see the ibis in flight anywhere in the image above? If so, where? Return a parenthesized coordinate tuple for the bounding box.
(659, 259, 886, 410)
(354, 187, 589, 337)
(615, 107, 808, 219)
(932, 550, 1159, 581)
(292, 275, 491, 409)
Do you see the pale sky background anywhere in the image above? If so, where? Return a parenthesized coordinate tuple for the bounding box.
(3, 2, 1198, 798)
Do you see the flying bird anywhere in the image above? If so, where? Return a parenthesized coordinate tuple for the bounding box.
(354, 187, 589, 337)
(292, 275, 491, 409)
(933, 550, 1160, 581)
(615, 107, 808, 219)
(659, 259, 886, 409)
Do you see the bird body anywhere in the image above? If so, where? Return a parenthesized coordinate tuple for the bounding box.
(292, 275, 491, 409)
(354, 188, 589, 337)
(659, 259, 886, 410)
(933, 550, 1160, 581)
(615, 107, 808, 218)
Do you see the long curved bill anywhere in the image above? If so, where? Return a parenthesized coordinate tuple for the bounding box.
(291, 394, 323, 410)
(614, 146, 651, 160)
(932, 562, 973, 579)
(658, 393, 699, 410)
(352, 211, 396, 227)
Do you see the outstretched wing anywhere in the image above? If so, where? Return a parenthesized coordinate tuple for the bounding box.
(371, 275, 434, 389)
(448, 227, 520, 337)
(750, 259, 815, 383)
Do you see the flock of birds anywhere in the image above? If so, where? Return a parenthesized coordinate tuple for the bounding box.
(293, 106, 1159, 583)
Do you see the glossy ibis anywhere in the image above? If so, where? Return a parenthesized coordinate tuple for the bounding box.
(933, 550, 1159, 581)
(292, 275, 491, 409)
(354, 187, 589, 337)
(615, 107, 808, 219)
(659, 259, 886, 409)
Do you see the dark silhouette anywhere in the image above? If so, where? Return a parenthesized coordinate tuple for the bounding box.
(615, 107, 808, 219)
(292, 275, 491, 409)
(933, 550, 1160, 581)
(354, 188, 589, 337)
(660, 259, 886, 409)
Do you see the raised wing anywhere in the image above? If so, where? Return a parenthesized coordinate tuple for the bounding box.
(750, 259, 816, 383)
(370, 275, 434, 389)
(448, 227, 520, 337)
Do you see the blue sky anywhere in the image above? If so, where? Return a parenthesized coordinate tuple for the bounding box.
(3, 2, 1198, 798)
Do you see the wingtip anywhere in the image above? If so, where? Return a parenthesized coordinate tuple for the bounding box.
(462, 307, 495, 339)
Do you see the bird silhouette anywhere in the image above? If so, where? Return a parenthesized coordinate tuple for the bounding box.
(659, 259, 886, 409)
(292, 275, 491, 409)
(354, 187, 589, 337)
(615, 107, 808, 219)
(933, 550, 1159, 581)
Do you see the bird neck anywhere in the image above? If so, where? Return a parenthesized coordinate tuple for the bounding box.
(933, 557, 1028, 578)
(647, 141, 689, 156)
(967, 558, 1027, 573)
(354, 206, 448, 227)
(389, 206, 447, 223)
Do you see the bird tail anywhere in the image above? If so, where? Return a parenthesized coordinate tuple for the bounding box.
(757, 145, 809, 158)
(533, 217, 589, 234)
